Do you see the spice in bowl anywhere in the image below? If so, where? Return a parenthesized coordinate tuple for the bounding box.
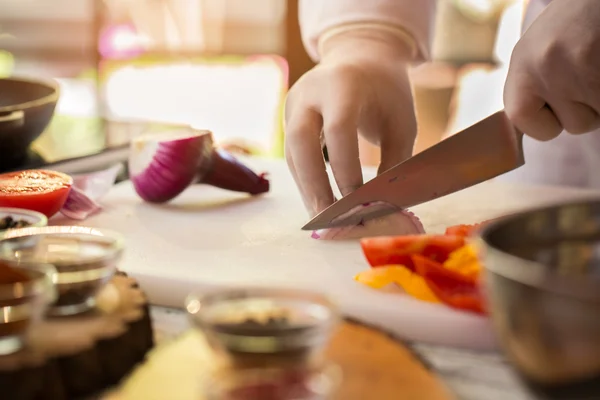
(0, 207, 47, 236)
(0, 216, 31, 230)
(0, 261, 55, 355)
(187, 288, 340, 370)
(0, 226, 123, 316)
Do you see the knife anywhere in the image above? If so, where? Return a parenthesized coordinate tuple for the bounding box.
(302, 110, 524, 231)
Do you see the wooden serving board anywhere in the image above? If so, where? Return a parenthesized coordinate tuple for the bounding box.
(0, 273, 154, 400)
(108, 320, 455, 400)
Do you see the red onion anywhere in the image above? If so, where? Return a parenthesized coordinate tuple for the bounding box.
(129, 128, 269, 203)
(312, 202, 425, 240)
(61, 164, 123, 220)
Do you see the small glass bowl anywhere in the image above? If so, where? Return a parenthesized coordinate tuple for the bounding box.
(186, 287, 341, 367)
(204, 362, 342, 400)
(0, 226, 124, 316)
(0, 207, 48, 237)
(0, 261, 56, 355)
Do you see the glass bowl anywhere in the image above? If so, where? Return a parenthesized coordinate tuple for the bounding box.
(0, 261, 56, 355)
(0, 207, 48, 237)
(186, 287, 340, 368)
(0, 226, 124, 316)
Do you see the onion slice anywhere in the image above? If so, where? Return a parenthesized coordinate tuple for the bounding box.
(129, 128, 270, 203)
(61, 164, 123, 220)
(312, 202, 425, 240)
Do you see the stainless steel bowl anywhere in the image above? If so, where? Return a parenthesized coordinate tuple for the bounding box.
(475, 199, 600, 399)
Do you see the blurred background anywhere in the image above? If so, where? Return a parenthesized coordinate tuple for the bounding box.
(0, 0, 527, 170)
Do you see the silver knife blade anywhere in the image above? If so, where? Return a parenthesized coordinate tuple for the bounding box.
(302, 111, 524, 231)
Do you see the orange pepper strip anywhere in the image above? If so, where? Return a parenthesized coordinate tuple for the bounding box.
(442, 244, 482, 280)
(354, 265, 441, 303)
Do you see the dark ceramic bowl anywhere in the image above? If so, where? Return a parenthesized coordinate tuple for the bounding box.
(0, 77, 60, 169)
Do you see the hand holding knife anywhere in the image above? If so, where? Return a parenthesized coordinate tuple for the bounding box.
(302, 111, 524, 231)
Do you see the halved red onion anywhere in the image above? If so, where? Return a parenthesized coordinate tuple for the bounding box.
(129, 127, 269, 203)
(312, 202, 425, 240)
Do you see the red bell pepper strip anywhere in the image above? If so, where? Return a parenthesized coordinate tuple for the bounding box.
(411, 254, 478, 285)
(360, 235, 465, 271)
(445, 224, 480, 238)
(411, 254, 486, 315)
(444, 219, 497, 238)
(424, 278, 486, 315)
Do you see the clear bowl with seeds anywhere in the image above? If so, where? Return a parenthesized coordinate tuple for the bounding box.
(0, 261, 56, 355)
(186, 287, 340, 368)
(0, 208, 47, 238)
(0, 226, 124, 316)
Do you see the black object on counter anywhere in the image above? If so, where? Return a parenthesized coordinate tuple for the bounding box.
(0, 77, 59, 170)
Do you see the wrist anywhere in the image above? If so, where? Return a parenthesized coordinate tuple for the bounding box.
(319, 24, 416, 65)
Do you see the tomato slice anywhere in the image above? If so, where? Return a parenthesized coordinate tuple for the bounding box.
(360, 235, 465, 271)
(0, 170, 73, 218)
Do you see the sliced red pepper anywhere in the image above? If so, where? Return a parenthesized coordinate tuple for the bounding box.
(411, 254, 486, 315)
(411, 254, 477, 285)
(424, 278, 486, 315)
(360, 235, 465, 271)
(445, 224, 479, 238)
(445, 219, 496, 238)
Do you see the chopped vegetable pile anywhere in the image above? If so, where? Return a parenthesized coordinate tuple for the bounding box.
(355, 222, 490, 315)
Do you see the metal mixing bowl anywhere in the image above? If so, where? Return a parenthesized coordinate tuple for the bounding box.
(475, 200, 600, 400)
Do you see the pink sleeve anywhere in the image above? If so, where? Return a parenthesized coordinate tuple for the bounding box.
(299, 0, 437, 62)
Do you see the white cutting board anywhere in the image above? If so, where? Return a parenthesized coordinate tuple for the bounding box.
(53, 158, 600, 351)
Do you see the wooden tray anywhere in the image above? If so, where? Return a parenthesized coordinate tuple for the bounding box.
(110, 320, 454, 400)
(0, 272, 154, 400)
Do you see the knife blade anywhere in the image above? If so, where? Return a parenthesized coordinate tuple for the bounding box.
(302, 111, 524, 231)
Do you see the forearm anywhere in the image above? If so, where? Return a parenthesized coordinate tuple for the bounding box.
(299, 0, 437, 63)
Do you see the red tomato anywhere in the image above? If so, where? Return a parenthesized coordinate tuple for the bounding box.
(360, 235, 466, 271)
(0, 170, 73, 218)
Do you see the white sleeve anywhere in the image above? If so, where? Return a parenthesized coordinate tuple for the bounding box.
(299, 0, 437, 62)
